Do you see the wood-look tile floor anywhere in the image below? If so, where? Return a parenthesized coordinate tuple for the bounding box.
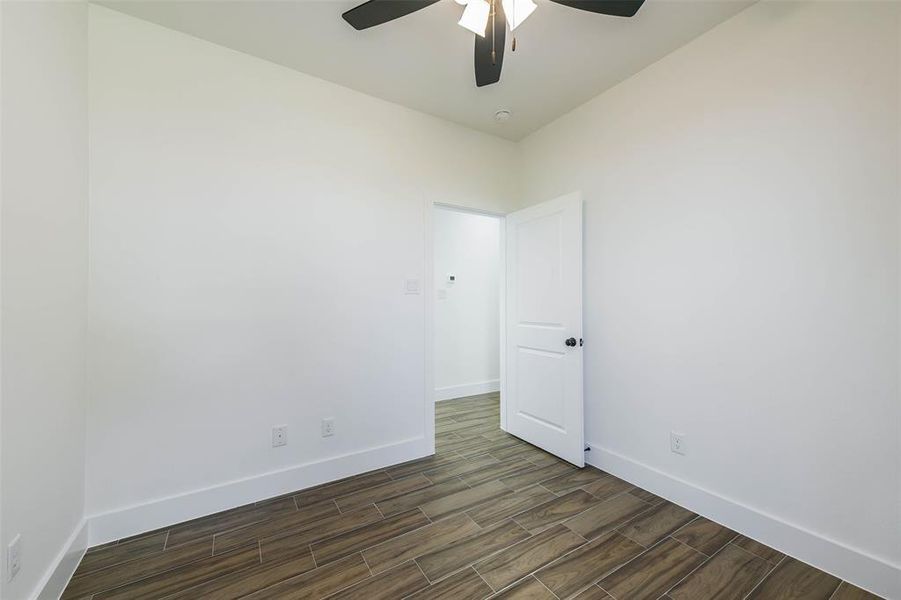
(64, 393, 883, 600)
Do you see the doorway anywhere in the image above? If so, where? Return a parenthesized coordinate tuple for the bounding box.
(432, 205, 504, 406)
(426, 193, 584, 466)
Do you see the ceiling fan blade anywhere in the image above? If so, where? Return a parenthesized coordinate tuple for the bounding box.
(548, 0, 645, 18)
(474, 1, 506, 87)
(342, 0, 440, 30)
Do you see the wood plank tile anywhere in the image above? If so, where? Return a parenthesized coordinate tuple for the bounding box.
(500, 462, 576, 491)
(257, 506, 383, 561)
(617, 501, 696, 547)
(732, 535, 786, 565)
(62, 538, 215, 599)
(294, 470, 392, 506)
(91, 544, 260, 600)
(572, 585, 613, 599)
(481, 429, 518, 441)
(830, 582, 885, 600)
(672, 516, 738, 556)
(311, 508, 430, 566)
(467, 485, 557, 528)
(534, 531, 644, 599)
(163, 550, 317, 600)
(385, 453, 462, 480)
(240, 552, 371, 600)
(415, 519, 531, 582)
(424, 453, 500, 483)
(746, 557, 841, 600)
(375, 478, 469, 517)
(491, 576, 557, 599)
(441, 434, 506, 456)
(405, 567, 493, 600)
(334, 474, 432, 511)
(489, 444, 553, 463)
(362, 513, 481, 574)
(460, 459, 540, 487)
(445, 421, 504, 439)
(327, 561, 430, 600)
(629, 488, 665, 505)
(475, 524, 585, 591)
(166, 496, 298, 547)
(669, 543, 772, 600)
(420, 479, 514, 521)
(436, 441, 463, 454)
(526, 452, 570, 468)
(437, 418, 495, 434)
(451, 408, 501, 423)
(540, 468, 608, 494)
(598, 537, 707, 600)
(581, 475, 634, 502)
(564, 493, 652, 540)
(455, 437, 524, 458)
(512, 489, 599, 534)
(73, 531, 167, 577)
(212, 501, 349, 554)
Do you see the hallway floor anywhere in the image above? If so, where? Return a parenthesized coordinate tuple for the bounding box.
(63, 393, 879, 599)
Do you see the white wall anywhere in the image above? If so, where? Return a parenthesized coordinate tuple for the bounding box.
(520, 2, 900, 596)
(0, 2, 89, 599)
(87, 5, 519, 538)
(433, 208, 500, 401)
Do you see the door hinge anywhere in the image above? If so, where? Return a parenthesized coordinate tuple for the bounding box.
(579, 338, 583, 347)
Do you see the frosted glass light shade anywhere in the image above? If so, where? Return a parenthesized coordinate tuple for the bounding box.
(502, 0, 536, 30)
(458, 0, 490, 36)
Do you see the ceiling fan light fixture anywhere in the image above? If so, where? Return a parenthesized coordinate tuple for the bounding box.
(458, 0, 491, 36)
(502, 0, 536, 30)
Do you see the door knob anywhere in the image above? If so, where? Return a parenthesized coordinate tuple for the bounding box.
(565, 337, 577, 347)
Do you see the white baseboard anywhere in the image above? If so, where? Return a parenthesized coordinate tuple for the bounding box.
(33, 519, 88, 600)
(587, 444, 901, 600)
(87, 436, 431, 547)
(435, 379, 500, 402)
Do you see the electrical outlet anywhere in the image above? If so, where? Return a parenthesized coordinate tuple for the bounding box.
(670, 431, 686, 455)
(321, 418, 335, 437)
(7, 534, 21, 582)
(272, 426, 287, 448)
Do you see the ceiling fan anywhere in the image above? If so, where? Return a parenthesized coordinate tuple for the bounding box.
(341, 0, 645, 87)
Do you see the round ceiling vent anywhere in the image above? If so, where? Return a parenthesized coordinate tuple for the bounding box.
(494, 109, 512, 122)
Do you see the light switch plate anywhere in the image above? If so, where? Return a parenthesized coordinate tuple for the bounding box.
(7, 534, 21, 582)
(404, 278, 420, 294)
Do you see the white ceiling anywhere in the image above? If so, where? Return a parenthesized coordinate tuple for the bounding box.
(98, 0, 753, 140)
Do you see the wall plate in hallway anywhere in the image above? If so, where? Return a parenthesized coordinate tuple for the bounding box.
(272, 426, 287, 447)
(7, 534, 20, 582)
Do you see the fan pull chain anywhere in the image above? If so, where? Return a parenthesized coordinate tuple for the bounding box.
(490, 0, 497, 65)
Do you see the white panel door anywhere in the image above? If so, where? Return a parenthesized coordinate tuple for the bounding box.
(505, 192, 583, 466)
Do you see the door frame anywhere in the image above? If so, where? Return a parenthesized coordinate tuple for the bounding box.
(424, 202, 507, 454)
